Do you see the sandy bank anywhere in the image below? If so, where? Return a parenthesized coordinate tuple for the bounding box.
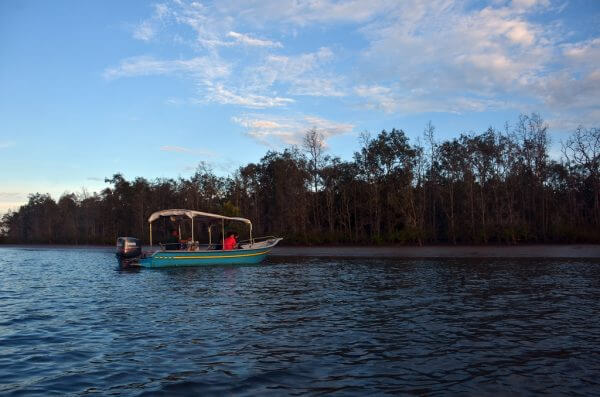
(270, 245, 600, 258)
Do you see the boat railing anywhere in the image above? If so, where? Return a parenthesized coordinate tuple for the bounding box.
(159, 242, 217, 251)
(155, 236, 282, 251)
(238, 235, 279, 244)
(238, 236, 283, 249)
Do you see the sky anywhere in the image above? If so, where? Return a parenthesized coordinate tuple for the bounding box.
(1, 0, 599, 214)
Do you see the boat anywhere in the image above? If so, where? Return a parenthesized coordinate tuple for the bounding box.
(116, 209, 282, 268)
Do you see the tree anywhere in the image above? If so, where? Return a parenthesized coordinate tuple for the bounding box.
(563, 126, 600, 226)
(303, 128, 326, 233)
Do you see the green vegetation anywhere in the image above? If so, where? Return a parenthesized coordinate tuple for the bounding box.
(1, 114, 598, 245)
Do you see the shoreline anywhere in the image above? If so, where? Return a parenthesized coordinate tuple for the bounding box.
(271, 245, 600, 258)
(1, 244, 599, 258)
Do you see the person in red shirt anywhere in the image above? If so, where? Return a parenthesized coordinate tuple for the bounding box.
(223, 231, 238, 250)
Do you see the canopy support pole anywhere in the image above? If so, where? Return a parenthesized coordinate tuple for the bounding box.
(208, 225, 212, 245)
(149, 223, 152, 247)
(221, 219, 225, 248)
(191, 217, 194, 242)
(249, 224, 253, 245)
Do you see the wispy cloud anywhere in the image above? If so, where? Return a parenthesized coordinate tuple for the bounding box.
(110, 1, 345, 109)
(233, 114, 354, 146)
(203, 83, 294, 108)
(0, 192, 27, 202)
(110, 0, 600, 128)
(354, 84, 508, 114)
(246, 47, 345, 97)
(160, 145, 215, 157)
(135, 1, 280, 49)
(227, 31, 282, 47)
(215, 0, 396, 25)
(346, 0, 588, 116)
(0, 141, 15, 149)
(547, 107, 600, 132)
(132, 3, 170, 41)
(103, 55, 230, 80)
(86, 177, 104, 182)
(133, 21, 156, 41)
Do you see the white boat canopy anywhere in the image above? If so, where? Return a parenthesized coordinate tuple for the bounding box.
(148, 209, 251, 225)
(147, 209, 252, 247)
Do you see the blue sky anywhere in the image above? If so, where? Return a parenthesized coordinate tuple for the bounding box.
(1, 0, 599, 213)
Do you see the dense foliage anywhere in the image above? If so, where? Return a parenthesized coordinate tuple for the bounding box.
(2, 114, 599, 245)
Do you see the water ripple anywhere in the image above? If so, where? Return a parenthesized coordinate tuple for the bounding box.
(0, 248, 599, 395)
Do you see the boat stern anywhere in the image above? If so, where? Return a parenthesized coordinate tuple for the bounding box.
(116, 237, 142, 266)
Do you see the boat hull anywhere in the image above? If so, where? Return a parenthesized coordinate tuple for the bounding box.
(137, 247, 271, 268)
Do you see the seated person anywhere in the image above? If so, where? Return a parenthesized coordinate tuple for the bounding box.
(165, 229, 182, 250)
(223, 231, 238, 250)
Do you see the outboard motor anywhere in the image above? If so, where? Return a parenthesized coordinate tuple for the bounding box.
(116, 237, 142, 266)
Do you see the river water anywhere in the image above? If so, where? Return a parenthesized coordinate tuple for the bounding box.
(1, 247, 599, 396)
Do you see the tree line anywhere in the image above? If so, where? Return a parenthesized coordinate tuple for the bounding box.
(1, 114, 598, 245)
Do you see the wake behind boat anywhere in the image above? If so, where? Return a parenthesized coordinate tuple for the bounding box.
(116, 209, 282, 268)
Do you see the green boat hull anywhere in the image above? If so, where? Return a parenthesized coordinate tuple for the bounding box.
(137, 247, 271, 268)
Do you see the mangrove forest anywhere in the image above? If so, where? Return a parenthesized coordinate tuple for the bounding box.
(1, 114, 598, 245)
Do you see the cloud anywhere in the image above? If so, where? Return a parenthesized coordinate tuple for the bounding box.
(0, 192, 27, 202)
(160, 145, 215, 156)
(227, 31, 282, 47)
(563, 38, 600, 67)
(0, 192, 28, 215)
(511, 0, 550, 11)
(354, 85, 396, 112)
(349, 0, 574, 115)
(132, 3, 171, 41)
(133, 21, 156, 41)
(547, 107, 600, 132)
(103, 55, 230, 80)
(531, 69, 600, 110)
(112, 0, 600, 128)
(86, 177, 104, 182)
(114, 1, 346, 108)
(233, 114, 354, 146)
(203, 82, 294, 108)
(105, 54, 301, 109)
(216, 0, 397, 25)
(354, 84, 508, 115)
(138, 1, 274, 49)
(0, 141, 15, 149)
(245, 47, 345, 97)
(517, 39, 600, 115)
(303, 116, 355, 137)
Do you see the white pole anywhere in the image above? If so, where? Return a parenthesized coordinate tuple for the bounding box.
(221, 219, 225, 248)
(191, 217, 194, 242)
(149, 223, 152, 247)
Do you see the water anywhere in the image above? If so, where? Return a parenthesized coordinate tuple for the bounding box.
(1, 247, 599, 396)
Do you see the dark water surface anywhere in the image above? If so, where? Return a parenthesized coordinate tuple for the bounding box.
(1, 247, 599, 396)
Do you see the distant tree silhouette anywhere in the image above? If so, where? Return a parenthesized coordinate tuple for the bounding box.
(1, 114, 598, 245)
